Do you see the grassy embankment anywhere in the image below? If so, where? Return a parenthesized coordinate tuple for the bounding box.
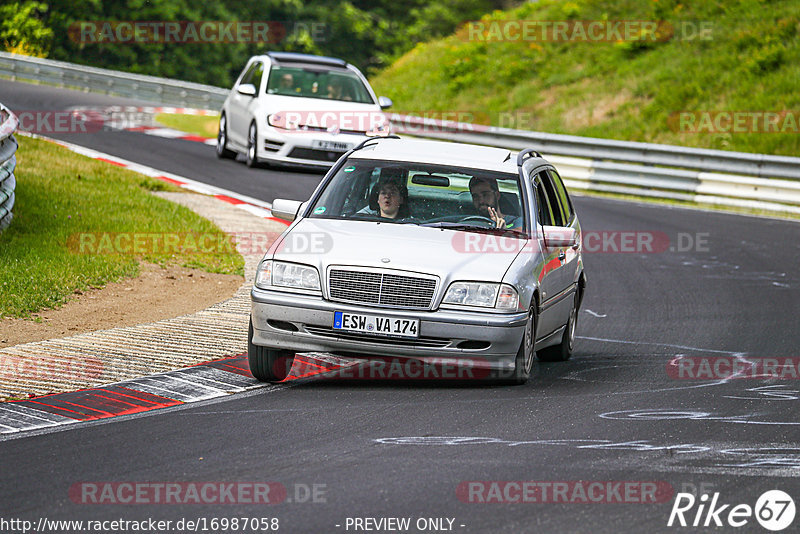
(370, 0, 800, 157)
(0, 136, 243, 318)
(155, 113, 219, 139)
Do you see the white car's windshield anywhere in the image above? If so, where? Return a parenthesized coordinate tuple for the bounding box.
(308, 160, 526, 233)
(266, 66, 374, 104)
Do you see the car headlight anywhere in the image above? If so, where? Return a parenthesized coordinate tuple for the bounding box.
(267, 113, 298, 130)
(255, 260, 320, 291)
(442, 282, 518, 310)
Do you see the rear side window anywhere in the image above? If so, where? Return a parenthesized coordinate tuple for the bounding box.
(534, 173, 555, 227)
(548, 169, 573, 223)
(539, 171, 566, 226)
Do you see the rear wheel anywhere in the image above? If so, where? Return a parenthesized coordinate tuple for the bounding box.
(215, 113, 236, 159)
(538, 291, 578, 362)
(245, 122, 259, 168)
(248, 319, 294, 382)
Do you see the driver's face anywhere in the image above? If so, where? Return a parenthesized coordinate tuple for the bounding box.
(470, 182, 499, 217)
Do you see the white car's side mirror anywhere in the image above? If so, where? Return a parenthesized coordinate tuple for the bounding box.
(237, 83, 257, 97)
(378, 96, 393, 109)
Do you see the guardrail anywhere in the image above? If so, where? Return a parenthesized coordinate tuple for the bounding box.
(0, 103, 18, 230)
(0, 51, 228, 110)
(2, 51, 799, 215)
(391, 119, 800, 215)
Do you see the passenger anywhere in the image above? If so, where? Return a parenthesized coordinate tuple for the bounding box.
(468, 177, 521, 229)
(357, 175, 409, 219)
(278, 73, 294, 91)
(326, 79, 353, 101)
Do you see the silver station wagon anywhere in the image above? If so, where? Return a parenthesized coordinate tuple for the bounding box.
(249, 137, 586, 384)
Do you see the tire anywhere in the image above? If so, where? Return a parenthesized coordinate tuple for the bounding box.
(248, 319, 294, 382)
(500, 307, 536, 385)
(215, 113, 236, 159)
(245, 122, 259, 168)
(537, 291, 578, 362)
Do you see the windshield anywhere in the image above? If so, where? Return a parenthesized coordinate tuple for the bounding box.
(266, 65, 374, 104)
(308, 160, 526, 234)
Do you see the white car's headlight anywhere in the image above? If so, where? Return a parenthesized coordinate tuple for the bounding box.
(267, 113, 298, 130)
(442, 282, 518, 310)
(255, 260, 320, 291)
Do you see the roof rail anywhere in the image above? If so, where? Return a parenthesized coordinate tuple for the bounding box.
(516, 148, 542, 166)
(353, 134, 401, 151)
(266, 52, 347, 68)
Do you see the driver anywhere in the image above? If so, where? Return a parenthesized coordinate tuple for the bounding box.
(468, 177, 521, 229)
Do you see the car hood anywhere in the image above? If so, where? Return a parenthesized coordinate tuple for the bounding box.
(263, 95, 381, 111)
(271, 218, 527, 284)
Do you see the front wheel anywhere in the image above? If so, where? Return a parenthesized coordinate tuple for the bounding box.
(215, 113, 236, 159)
(245, 122, 259, 168)
(248, 319, 294, 382)
(537, 291, 578, 362)
(500, 307, 536, 385)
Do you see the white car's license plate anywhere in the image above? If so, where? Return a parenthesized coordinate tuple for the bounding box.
(312, 140, 353, 151)
(333, 311, 419, 338)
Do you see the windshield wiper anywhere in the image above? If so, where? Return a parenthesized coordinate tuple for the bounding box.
(421, 222, 528, 237)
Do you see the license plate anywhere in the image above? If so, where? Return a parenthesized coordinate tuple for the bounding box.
(312, 140, 352, 151)
(333, 311, 419, 338)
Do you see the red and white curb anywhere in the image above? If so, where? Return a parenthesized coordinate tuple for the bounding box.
(0, 353, 357, 437)
(21, 132, 289, 225)
(125, 124, 217, 145)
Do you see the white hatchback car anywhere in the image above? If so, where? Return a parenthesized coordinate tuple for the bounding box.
(216, 52, 393, 169)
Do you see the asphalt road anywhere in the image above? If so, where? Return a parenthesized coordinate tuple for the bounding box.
(2, 80, 800, 533)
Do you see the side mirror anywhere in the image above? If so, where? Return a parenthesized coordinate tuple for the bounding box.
(378, 96, 393, 109)
(542, 226, 577, 248)
(271, 199, 304, 222)
(237, 83, 257, 97)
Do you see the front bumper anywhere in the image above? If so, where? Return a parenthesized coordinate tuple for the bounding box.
(251, 288, 528, 370)
(258, 129, 366, 168)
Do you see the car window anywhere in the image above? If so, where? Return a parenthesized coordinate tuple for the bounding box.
(265, 66, 374, 104)
(250, 62, 264, 93)
(548, 169, 573, 223)
(534, 173, 555, 227)
(540, 170, 566, 226)
(239, 61, 264, 93)
(308, 160, 526, 233)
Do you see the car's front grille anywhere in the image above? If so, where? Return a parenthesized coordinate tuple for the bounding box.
(304, 325, 450, 348)
(328, 269, 437, 309)
(288, 147, 345, 162)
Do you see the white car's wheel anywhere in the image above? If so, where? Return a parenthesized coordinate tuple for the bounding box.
(246, 122, 259, 168)
(215, 113, 236, 159)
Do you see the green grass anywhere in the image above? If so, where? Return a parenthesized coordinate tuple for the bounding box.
(0, 136, 243, 318)
(371, 0, 800, 156)
(155, 113, 219, 139)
